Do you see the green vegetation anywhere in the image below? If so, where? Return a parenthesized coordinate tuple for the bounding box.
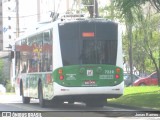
(5, 80, 15, 93)
(109, 86, 160, 110)
(0, 59, 4, 84)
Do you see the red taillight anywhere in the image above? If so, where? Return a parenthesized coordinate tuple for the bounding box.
(58, 69, 64, 80)
(59, 75, 64, 80)
(115, 74, 120, 79)
(115, 68, 121, 79)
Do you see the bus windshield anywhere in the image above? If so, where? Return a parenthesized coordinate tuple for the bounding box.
(58, 21, 118, 66)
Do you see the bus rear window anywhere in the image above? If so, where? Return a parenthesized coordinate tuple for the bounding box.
(81, 40, 117, 65)
(59, 21, 118, 66)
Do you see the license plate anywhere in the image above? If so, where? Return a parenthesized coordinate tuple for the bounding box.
(84, 80, 96, 85)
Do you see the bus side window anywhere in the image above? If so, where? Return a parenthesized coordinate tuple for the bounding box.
(42, 30, 53, 72)
(21, 63, 27, 73)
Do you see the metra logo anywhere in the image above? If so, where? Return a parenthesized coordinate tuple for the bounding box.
(87, 70, 93, 76)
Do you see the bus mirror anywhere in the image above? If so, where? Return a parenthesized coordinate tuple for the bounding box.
(11, 51, 14, 59)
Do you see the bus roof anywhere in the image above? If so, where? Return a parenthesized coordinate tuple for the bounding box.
(14, 18, 118, 43)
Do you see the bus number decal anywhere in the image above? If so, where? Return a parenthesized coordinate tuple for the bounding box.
(105, 70, 115, 74)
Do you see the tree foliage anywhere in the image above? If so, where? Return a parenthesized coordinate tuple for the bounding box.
(113, 0, 160, 84)
(0, 59, 4, 84)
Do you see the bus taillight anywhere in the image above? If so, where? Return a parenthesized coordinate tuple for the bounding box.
(58, 69, 64, 80)
(115, 74, 120, 79)
(59, 75, 64, 80)
(115, 68, 121, 79)
(116, 68, 121, 73)
(58, 69, 63, 74)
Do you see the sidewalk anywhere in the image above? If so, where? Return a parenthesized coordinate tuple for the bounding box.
(0, 94, 22, 103)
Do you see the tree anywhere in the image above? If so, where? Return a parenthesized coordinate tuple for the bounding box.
(114, 0, 160, 12)
(0, 59, 4, 84)
(114, 0, 143, 84)
(114, 0, 160, 85)
(99, 0, 122, 21)
(139, 5, 160, 84)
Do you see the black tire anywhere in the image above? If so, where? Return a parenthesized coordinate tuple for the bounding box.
(20, 81, 30, 104)
(22, 96, 30, 104)
(38, 81, 45, 107)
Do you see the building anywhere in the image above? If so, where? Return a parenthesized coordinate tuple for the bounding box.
(2, 0, 16, 50)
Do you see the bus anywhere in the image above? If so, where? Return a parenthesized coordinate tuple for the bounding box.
(14, 18, 124, 107)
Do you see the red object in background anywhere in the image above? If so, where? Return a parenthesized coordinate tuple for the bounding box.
(133, 72, 158, 86)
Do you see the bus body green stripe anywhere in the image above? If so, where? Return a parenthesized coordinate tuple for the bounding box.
(53, 64, 123, 87)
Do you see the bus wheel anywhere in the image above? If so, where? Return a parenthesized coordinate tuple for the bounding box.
(21, 82, 30, 104)
(38, 82, 45, 107)
(22, 96, 30, 104)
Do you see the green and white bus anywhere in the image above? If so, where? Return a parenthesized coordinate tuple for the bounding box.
(14, 18, 124, 107)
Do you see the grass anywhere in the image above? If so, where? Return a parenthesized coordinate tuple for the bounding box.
(108, 86, 160, 110)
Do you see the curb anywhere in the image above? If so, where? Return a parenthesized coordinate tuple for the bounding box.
(106, 103, 158, 111)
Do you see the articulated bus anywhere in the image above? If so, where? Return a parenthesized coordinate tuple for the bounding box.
(14, 18, 124, 107)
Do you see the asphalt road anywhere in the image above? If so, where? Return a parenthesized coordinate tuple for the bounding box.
(0, 94, 158, 118)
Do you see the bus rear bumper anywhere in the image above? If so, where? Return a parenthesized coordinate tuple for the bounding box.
(53, 82, 124, 99)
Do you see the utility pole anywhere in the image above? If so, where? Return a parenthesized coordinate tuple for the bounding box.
(37, 0, 40, 22)
(66, 0, 69, 11)
(16, 0, 19, 38)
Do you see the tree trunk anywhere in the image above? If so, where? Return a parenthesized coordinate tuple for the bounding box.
(126, 23, 134, 84)
(143, 34, 160, 86)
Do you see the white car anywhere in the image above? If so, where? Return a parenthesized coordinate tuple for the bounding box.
(0, 84, 6, 93)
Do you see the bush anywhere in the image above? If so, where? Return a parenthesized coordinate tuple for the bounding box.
(5, 80, 15, 93)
